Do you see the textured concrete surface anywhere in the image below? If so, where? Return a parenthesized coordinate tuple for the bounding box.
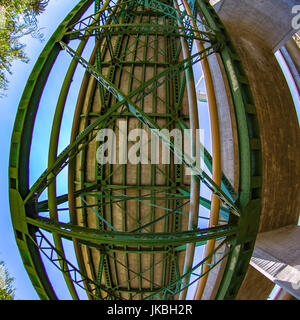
(254, 225, 300, 268)
(213, 0, 300, 51)
(236, 265, 274, 300)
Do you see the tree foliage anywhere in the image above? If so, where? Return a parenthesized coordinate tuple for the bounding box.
(0, 0, 49, 96)
(0, 260, 15, 300)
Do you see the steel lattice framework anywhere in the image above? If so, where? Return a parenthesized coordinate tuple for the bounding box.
(8, 0, 262, 300)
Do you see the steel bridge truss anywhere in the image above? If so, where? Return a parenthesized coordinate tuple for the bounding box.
(9, 0, 262, 300)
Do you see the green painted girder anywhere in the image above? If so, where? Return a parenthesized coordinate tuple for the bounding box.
(61, 3, 232, 298)
(95, 255, 105, 298)
(94, 60, 173, 67)
(36, 191, 229, 221)
(23, 104, 128, 203)
(93, 8, 136, 297)
(177, 119, 237, 201)
(153, 13, 182, 298)
(26, 216, 237, 246)
(67, 23, 215, 43)
(32, 230, 122, 300)
(68, 0, 116, 32)
(70, 0, 215, 38)
(108, 287, 163, 294)
(83, 12, 112, 289)
(143, 238, 230, 300)
(101, 246, 173, 254)
(128, 201, 191, 233)
(8, 0, 96, 300)
(47, 8, 98, 300)
(104, 250, 167, 292)
(194, 0, 262, 299)
(81, 110, 190, 117)
(137, 0, 214, 35)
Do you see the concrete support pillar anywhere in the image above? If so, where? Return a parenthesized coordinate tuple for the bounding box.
(250, 225, 300, 299)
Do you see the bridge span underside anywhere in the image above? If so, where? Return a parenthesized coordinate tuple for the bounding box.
(71, 4, 192, 300)
(9, 0, 269, 300)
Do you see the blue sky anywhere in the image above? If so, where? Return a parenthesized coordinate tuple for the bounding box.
(0, 0, 299, 301)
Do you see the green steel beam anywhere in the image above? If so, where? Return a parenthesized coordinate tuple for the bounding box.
(37, 191, 229, 221)
(194, 0, 262, 300)
(31, 230, 122, 300)
(143, 238, 230, 300)
(47, 20, 93, 302)
(67, 23, 215, 42)
(8, 0, 95, 300)
(178, 119, 237, 201)
(94, 0, 123, 297)
(26, 216, 237, 246)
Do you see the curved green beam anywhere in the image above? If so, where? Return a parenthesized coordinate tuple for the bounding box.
(47, 29, 88, 303)
(8, 0, 95, 300)
(67, 38, 101, 299)
(194, 0, 262, 299)
(26, 216, 237, 246)
(47, 0, 113, 300)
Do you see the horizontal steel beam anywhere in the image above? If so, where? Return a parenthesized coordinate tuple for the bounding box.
(26, 216, 237, 246)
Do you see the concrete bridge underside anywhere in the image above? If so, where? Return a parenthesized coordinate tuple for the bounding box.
(8, 0, 300, 300)
(71, 20, 191, 299)
(75, 0, 300, 299)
